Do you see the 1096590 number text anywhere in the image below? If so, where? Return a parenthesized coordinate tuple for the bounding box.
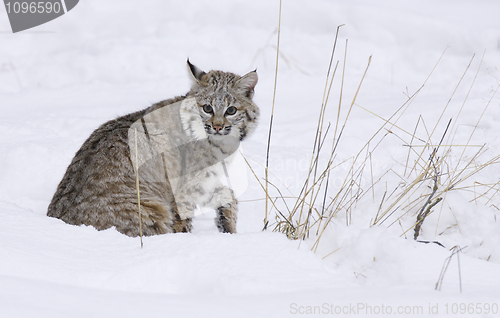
(5, 2, 61, 14)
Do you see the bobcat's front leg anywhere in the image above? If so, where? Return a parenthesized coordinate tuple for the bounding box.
(216, 199, 237, 233)
(172, 215, 193, 233)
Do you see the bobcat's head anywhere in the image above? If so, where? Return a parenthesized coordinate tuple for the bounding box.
(187, 60, 259, 142)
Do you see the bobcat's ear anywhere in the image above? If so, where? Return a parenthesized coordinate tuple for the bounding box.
(235, 70, 258, 99)
(187, 59, 206, 86)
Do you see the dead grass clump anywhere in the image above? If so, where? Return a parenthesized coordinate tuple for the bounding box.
(251, 20, 500, 254)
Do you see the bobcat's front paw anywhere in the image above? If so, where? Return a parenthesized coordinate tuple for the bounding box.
(215, 202, 237, 233)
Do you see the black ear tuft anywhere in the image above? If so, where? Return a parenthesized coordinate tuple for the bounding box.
(187, 59, 206, 82)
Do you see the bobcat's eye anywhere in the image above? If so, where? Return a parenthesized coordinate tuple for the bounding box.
(202, 104, 213, 113)
(225, 106, 237, 116)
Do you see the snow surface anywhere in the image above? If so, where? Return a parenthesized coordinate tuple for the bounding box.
(1, 0, 500, 317)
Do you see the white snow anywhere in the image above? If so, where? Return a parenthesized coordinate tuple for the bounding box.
(1, 0, 500, 317)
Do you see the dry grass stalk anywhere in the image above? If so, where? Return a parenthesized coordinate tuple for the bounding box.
(435, 246, 464, 292)
(134, 128, 143, 248)
(295, 26, 344, 235)
(264, 0, 283, 230)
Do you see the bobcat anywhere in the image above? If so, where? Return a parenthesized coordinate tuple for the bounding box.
(47, 60, 259, 236)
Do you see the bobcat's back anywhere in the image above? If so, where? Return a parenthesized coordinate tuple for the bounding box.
(47, 97, 186, 236)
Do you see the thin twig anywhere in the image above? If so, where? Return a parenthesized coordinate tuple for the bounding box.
(134, 128, 143, 248)
(264, 0, 283, 230)
(435, 246, 465, 292)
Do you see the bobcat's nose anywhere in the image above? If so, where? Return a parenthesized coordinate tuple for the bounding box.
(213, 124, 223, 133)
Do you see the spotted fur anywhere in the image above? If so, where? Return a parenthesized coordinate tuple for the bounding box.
(47, 61, 259, 236)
